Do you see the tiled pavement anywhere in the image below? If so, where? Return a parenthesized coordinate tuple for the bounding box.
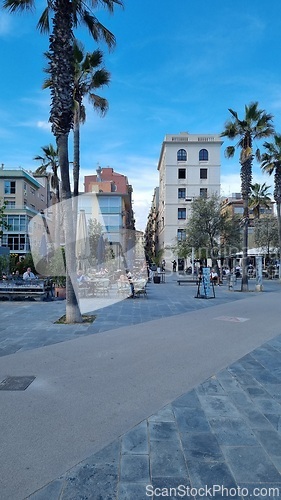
(28, 336, 281, 500)
(1, 276, 281, 499)
(0, 275, 268, 356)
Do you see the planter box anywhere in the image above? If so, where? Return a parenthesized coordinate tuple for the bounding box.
(55, 287, 66, 299)
(153, 276, 161, 284)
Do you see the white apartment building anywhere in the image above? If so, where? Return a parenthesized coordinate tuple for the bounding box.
(157, 132, 222, 266)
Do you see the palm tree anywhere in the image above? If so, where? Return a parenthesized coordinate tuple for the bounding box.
(34, 144, 60, 203)
(72, 40, 110, 198)
(258, 134, 281, 279)
(221, 102, 274, 291)
(3, 0, 123, 323)
(249, 182, 272, 219)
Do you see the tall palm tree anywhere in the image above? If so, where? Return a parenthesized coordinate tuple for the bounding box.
(3, 0, 123, 323)
(34, 144, 60, 203)
(221, 102, 274, 291)
(34, 144, 61, 250)
(73, 40, 110, 198)
(258, 134, 281, 279)
(249, 182, 272, 219)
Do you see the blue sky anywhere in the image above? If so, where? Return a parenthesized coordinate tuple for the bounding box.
(1, 0, 281, 230)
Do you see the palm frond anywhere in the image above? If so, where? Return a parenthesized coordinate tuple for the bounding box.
(3, 0, 34, 12)
(224, 146, 235, 158)
(221, 121, 239, 139)
(88, 94, 109, 116)
(89, 68, 110, 88)
(37, 7, 50, 33)
(228, 108, 238, 120)
(80, 10, 116, 49)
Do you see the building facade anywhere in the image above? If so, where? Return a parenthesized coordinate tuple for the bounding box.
(81, 166, 136, 268)
(155, 132, 222, 265)
(220, 192, 275, 249)
(0, 167, 51, 255)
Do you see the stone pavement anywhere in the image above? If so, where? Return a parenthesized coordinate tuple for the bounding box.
(0, 275, 265, 356)
(28, 338, 281, 500)
(0, 276, 281, 500)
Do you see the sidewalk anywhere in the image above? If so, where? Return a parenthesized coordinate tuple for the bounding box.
(0, 277, 281, 499)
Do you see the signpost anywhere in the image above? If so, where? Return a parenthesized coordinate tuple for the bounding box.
(196, 267, 215, 299)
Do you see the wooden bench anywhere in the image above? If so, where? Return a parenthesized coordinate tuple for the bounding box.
(0, 279, 50, 301)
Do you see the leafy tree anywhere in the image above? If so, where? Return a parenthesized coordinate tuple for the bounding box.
(254, 216, 278, 257)
(0, 199, 9, 238)
(219, 215, 242, 265)
(249, 182, 271, 219)
(182, 195, 241, 271)
(186, 195, 222, 269)
(172, 238, 190, 262)
(258, 133, 281, 279)
(221, 102, 274, 290)
(3, 0, 123, 322)
(88, 218, 103, 265)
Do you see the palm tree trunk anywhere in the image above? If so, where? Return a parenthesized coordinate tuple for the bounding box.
(240, 157, 252, 291)
(49, 0, 82, 322)
(277, 202, 281, 280)
(57, 134, 82, 323)
(241, 198, 249, 291)
(72, 110, 80, 250)
(73, 109, 80, 198)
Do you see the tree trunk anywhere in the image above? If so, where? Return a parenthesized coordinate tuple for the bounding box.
(277, 202, 281, 280)
(240, 156, 252, 291)
(72, 110, 80, 247)
(57, 133, 82, 323)
(241, 201, 249, 291)
(49, 0, 82, 322)
(73, 109, 80, 198)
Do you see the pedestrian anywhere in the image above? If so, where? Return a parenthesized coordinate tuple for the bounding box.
(126, 269, 135, 298)
(23, 267, 36, 280)
(172, 260, 177, 272)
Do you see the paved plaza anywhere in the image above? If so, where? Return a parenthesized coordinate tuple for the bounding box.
(0, 275, 281, 499)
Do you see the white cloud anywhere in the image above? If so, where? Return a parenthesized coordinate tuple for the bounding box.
(221, 171, 274, 199)
(37, 121, 51, 131)
(0, 13, 12, 36)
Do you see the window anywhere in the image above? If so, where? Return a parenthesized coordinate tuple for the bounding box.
(30, 187, 35, 195)
(177, 229, 186, 241)
(178, 208, 186, 220)
(199, 149, 208, 161)
(178, 168, 186, 179)
(103, 214, 120, 232)
(200, 188, 207, 198)
(178, 188, 186, 199)
(99, 196, 122, 214)
(4, 200, 15, 208)
(200, 168, 208, 179)
(6, 215, 27, 231)
(4, 181, 16, 194)
(177, 149, 187, 161)
(2, 234, 28, 251)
